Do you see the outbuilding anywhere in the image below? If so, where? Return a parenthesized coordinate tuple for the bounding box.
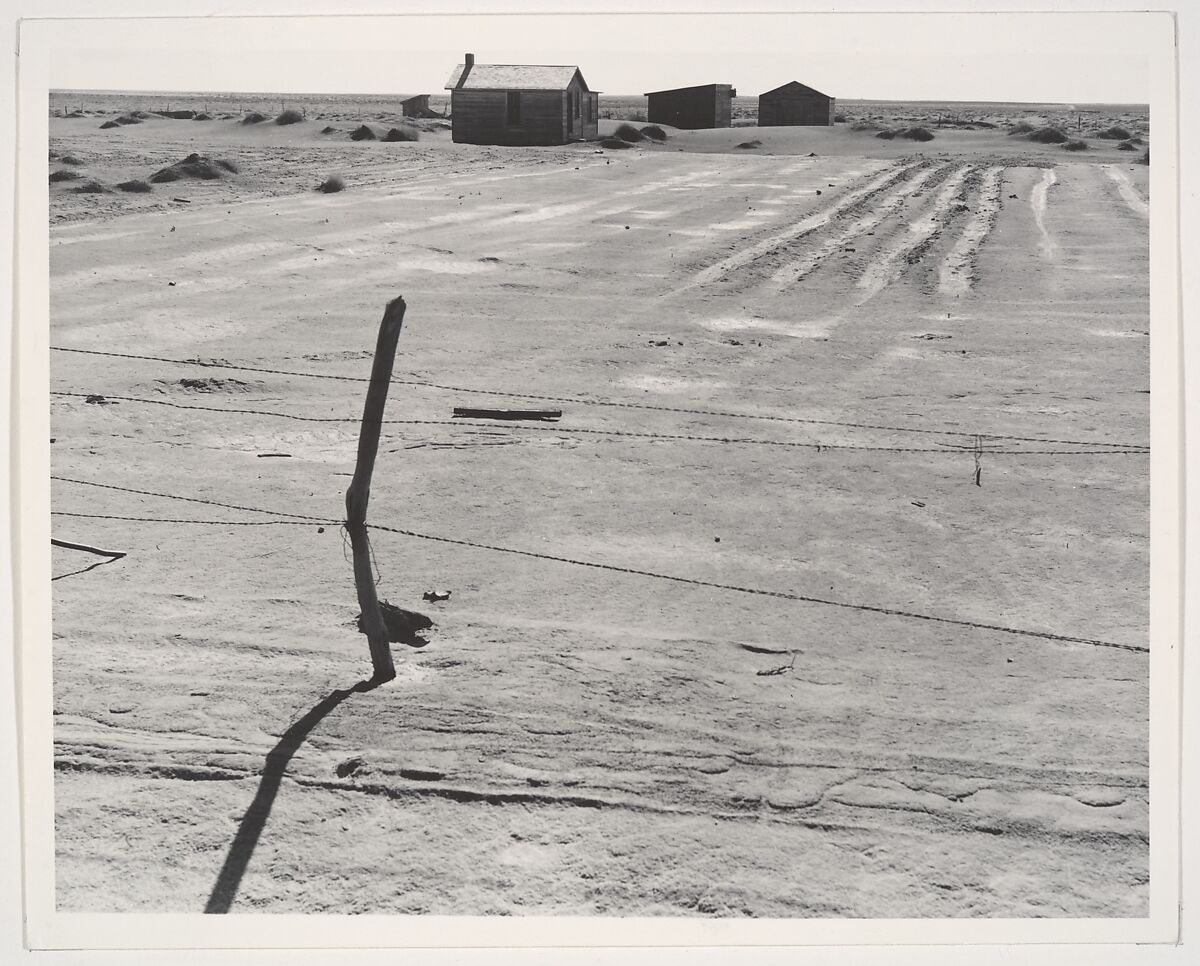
(757, 81, 835, 127)
(400, 94, 435, 118)
(643, 83, 735, 129)
(445, 52, 599, 145)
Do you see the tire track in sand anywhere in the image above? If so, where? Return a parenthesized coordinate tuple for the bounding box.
(1104, 165, 1149, 219)
(768, 162, 951, 292)
(667, 160, 914, 297)
(1032, 168, 1058, 260)
(938, 166, 1005, 296)
(852, 164, 972, 300)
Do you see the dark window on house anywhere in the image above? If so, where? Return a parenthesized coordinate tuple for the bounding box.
(506, 91, 521, 126)
(584, 95, 591, 123)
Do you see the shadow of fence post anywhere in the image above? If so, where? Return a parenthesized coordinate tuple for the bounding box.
(204, 679, 377, 913)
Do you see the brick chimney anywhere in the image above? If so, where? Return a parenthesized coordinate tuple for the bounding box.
(456, 52, 475, 89)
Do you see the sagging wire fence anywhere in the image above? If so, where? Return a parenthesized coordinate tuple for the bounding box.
(49, 326, 1150, 658)
(50, 345, 1149, 451)
(50, 475, 1149, 655)
(48, 391, 1151, 457)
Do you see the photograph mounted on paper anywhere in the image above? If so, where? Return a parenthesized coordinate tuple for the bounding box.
(35, 9, 1168, 924)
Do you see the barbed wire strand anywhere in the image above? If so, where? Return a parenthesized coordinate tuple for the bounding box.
(49, 346, 1148, 450)
(49, 391, 1149, 456)
(50, 477, 1147, 655)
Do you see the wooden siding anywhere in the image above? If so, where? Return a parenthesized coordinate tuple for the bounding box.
(401, 95, 431, 117)
(645, 85, 733, 129)
(451, 74, 596, 145)
(758, 92, 835, 127)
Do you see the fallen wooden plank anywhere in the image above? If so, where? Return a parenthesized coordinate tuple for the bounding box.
(51, 538, 126, 560)
(452, 407, 561, 422)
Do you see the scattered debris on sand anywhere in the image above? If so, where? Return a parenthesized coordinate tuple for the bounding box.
(176, 377, 252, 393)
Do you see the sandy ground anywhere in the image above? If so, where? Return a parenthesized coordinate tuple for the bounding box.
(48, 105, 1150, 917)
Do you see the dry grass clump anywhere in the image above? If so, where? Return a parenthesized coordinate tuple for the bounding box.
(275, 108, 304, 125)
(639, 125, 667, 141)
(876, 127, 934, 141)
(1008, 121, 1036, 135)
(320, 125, 337, 134)
(599, 137, 632, 149)
(735, 139, 763, 149)
(98, 120, 120, 129)
(1116, 140, 1136, 151)
(49, 169, 83, 183)
(115, 114, 143, 126)
(241, 112, 267, 125)
(1028, 127, 1069, 144)
(71, 180, 110, 193)
(59, 155, 84, 165)
(1095, 126, 1132, 140)
(149, 153, 238, 183)
(383, 126, 419, 141)
(851, 121, 881, 131)
(833, 113, 847, 123)
(193, 112, 212, 121)
(317, 174, 346, 193)
(157, 110, 196, 119)
(350, 124, 377, 141)
(1063, 139, 1088, 151)
(613, 122, 645, 142)
(973, 120, 998, 129)
(115, 179, 153, 193)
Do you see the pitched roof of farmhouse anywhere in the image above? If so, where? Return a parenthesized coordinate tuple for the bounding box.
(445, 63, 590, 91)
(759, 80, 833, 100)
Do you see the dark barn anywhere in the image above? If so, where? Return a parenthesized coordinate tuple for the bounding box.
(643, 83, 735, 129)
(758, 81, 836, 126)
(445, 52, 599, 146)
(400, 94, 434, 118)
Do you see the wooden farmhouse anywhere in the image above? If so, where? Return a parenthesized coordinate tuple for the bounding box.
(445, 53, 599, 146)
(757, 81, 836, 126)
(643, 83, 735, 129)
(400, 94, 434, 118)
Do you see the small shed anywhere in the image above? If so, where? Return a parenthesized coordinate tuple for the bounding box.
(643, 83, 735, 129)
(400, 94, 434, 118)
(445, 52, 599, 146)
(758, 81, 835, 127)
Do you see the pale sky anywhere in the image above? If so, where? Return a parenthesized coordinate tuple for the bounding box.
(38, 11, 1158, 103)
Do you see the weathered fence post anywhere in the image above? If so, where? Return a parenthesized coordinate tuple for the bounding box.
(345, 296, 407, 683)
